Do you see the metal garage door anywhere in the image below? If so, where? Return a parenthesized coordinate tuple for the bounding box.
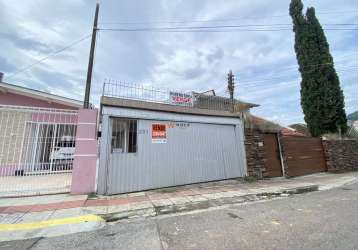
(102, 118, 245, 194)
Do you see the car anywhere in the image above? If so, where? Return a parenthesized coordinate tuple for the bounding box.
(49, 136, 75, 170)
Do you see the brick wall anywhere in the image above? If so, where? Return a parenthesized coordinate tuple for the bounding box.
(323, 140, 358, 172)
(244, 129, 266, 179)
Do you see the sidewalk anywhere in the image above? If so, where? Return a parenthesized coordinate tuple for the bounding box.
(1, 172, 358, 241)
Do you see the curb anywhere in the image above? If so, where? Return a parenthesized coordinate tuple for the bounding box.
(98, 185, 319, 222)
(282, 185, 319, 194)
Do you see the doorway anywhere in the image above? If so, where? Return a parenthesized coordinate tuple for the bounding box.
(263, 133, 283, 177)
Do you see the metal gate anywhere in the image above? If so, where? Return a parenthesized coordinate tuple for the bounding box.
(0, 105, 78, 197)
(263, 133, 283, 177)
(281, 136, 327, 177)
(100, 116, 246, 194)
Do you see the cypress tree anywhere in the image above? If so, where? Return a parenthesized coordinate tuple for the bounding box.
(289, 0, 347, 137)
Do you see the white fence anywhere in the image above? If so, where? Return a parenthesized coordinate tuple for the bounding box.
(0, 105, 78, 197)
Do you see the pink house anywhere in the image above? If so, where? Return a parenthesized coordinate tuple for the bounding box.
(0, 75, 98, 196)
(0, 79, 83, 177)
(0, 81, 82, 109)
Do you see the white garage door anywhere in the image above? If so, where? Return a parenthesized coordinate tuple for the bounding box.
(101, 117, 246, 194)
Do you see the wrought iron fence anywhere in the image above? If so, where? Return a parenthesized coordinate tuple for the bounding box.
(0, 105, 78, 197)
(102, 80, 246, 112)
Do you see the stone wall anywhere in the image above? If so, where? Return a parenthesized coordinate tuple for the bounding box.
(323, 140, 358, 172)
(244, 129, 266, 179)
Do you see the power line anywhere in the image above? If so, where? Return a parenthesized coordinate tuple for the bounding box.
(99, 23, 358, 28)
(98, 27, 292, 32)
(211, 65, 358, 96)
(228, 50, 358, 86)
(222, 56, 358, 88)
(214, 66, 358, 98)
(238, 65, 358, 88)
(238, 68, 358, 94)
(97, 24, 358, 33)
(99, 10, 358, 25)
(6, 34, 92, 80)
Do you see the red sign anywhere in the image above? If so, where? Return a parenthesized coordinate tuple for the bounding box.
(152, 124, 167, 143)
(169, 92, 193, 106)
(171, 95, 192, 104)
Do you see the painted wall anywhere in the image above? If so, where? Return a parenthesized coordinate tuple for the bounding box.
(71, 109, 98, 195)
(0, 91, 78, 110)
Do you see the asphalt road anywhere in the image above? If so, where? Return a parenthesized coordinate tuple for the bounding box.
(2, 182, 358, 250)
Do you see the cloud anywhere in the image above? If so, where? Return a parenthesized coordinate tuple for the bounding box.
(0, 0, 357, 126)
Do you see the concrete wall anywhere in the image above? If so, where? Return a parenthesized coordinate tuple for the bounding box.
(323, 140, 358, 172)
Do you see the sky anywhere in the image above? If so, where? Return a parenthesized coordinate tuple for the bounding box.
(0, 0, 357, 126)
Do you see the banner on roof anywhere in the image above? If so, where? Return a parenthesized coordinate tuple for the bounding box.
(169, 91, 193, 106)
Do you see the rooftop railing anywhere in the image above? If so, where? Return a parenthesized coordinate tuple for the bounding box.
(102, 80, 246, 112)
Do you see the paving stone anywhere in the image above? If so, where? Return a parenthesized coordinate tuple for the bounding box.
(127, 192, 146, 197)
(168, 197, 191, 205)
(151, 199, 173, 207)
(185, 195, 208, 203)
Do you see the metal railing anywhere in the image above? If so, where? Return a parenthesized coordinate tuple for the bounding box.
(0, 105, 78, 197)
(102, 80, 244, 112)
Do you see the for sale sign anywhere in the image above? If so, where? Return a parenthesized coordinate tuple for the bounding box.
(152, 124, 167, 143)
(169, 91, 193, 106)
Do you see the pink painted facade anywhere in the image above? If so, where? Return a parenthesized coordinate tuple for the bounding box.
(71, 109, 98, 194)
(0, 92, 78, 110)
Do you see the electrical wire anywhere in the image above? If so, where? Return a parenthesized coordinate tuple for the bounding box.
(99, 9, 358, 25)
(97, 24, 358, 32)
(6, 33, 92, 80)
(238, 65, 358, 88)
(238, 68, 358, 95)
(98, 23, 293, 32)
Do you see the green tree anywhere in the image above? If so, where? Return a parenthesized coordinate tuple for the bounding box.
(289, 0, 347, 137)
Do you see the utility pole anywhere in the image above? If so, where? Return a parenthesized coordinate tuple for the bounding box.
(227, 70, 235, 112)
(84, 3, 99, 109)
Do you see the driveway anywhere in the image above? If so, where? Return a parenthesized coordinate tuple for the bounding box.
(0, 173, 71, 198)
(2, 180, 358, 250)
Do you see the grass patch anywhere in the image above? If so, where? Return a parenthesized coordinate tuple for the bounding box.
(156, 187, 179, 193)
(87, 192, 98, 199)
(242, 176, 257, 183)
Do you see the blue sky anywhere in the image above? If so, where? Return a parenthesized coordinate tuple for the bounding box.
(0, 0, 357, 125)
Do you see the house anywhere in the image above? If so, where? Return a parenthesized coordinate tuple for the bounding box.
(0, 75, 82, 177)
(192, 90, 259, 112)
(0, 80, 82, 110)
(281, 127, 306, 137)
(97, 82, 254, 195)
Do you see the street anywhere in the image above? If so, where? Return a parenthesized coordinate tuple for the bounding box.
(1, 181, 358, 250)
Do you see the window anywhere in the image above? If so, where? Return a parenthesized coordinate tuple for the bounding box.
(111, 118, 137, 153)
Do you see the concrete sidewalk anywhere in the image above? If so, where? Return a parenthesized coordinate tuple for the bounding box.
(0, 172, 358, 241)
